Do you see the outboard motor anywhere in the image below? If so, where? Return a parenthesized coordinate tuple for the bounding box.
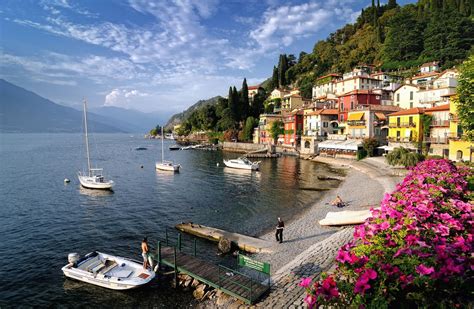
(68, 253, 80, 266)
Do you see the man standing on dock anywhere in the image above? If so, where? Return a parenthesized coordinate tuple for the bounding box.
(275, 217, 284, 243)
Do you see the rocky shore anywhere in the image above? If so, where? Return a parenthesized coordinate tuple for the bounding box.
(197, 156, 403, 308)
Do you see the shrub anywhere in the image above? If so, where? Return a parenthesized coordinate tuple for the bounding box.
(301, 159, 473, 308)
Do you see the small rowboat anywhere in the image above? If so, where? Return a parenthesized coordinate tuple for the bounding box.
(62, 251, 155, 290)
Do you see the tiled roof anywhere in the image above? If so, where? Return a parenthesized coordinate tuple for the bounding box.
(338, 90, 378, 96)
(308, 109, 338, 116)
(248, 85, 261, 90)
(421, 61, 439, 67)
(388, 107, 425, 116)
(424, 104, 450, 112)
(412, 72, 439, 79)
(317, 73, 342, 80)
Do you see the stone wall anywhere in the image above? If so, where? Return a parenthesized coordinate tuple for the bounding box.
(222, 142, 268, 153)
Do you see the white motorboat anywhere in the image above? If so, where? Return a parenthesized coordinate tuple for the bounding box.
(62, 251, 155, 290)
(223, 157, 260, 171)
(156, 127, 180, 172)
(78, 99, 114, 190)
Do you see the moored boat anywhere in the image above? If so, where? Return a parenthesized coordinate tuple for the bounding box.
(223, 157, 260, 171)
(78, 99, 114, 190)
(156, 127, 181, 172)
(61, 251, 155, 290)
(169, 145, 180, 150)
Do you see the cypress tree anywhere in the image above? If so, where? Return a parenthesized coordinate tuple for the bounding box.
(271, 66, 279, 90)
(241, 78, 249, 120)
(372, 0, 377, 26)
(228, 86, 236, 120)
(232, 86, 240, 121)
(278, 54, 288, 87)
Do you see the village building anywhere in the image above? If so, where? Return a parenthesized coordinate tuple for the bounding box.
(312, 74, 342, 101)
(281, 110, 304, 147)
(387, 107, 425, 151)
(270, 88, 290, 100)
(281, 91, 310, 111)
(254, 113, 283, 145)
(337, 90, 381, 124)
(301, 108, 338, 155)
(417, 70, 458, 107)
(447, 101, 473, 162)
(248, 85, 265, 100)
(393, 84, 419, 109)
(424, 104, 450, 157)
(420, 61, 440, 74)
(346, 105, 401, 144)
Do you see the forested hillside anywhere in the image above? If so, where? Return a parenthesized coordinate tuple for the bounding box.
(267, 0, 473, 98)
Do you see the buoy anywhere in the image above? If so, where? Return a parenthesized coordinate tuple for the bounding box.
(216, 163, 219, 167)
(64, 178, 70, 183)
(140, 165, 144, 168)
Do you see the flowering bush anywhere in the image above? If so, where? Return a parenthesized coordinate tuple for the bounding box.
(301, 159, 473, 308)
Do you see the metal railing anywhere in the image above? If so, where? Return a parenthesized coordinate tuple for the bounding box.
(431, 120, 449, 127)
(389, 122, 416, 128)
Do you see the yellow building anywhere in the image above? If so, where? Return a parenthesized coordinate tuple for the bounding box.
(387, 107, 425, 151)
(448, 99, 473, 162)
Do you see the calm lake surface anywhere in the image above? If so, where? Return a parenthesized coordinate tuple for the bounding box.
(0, 133, 340, 307)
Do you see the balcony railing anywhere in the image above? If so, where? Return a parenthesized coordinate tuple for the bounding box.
(389, 122, 416, 128)
(387, 137, 414, 142)
(425, 136, 448, 144)
(347, 120, 366, 126)
(431, 120, 450, 127)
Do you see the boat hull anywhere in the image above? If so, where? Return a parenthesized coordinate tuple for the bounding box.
(62, 252, 155, 290)
(155, 162, 180, 172)
(223, 160, 259, 171)
(78, 175, 114, 190)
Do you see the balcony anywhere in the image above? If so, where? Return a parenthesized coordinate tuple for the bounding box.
(425, 136, 448, 144)
(347, 120, 366, 127)
(431, 120, 450, 127)
(388, 122, 416, 128)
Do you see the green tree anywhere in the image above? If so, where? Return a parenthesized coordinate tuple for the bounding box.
(269, 120, 284, 144)
(382, 6, 425, 64)
(362, 137, 379, 157)
(278, 54, 288, 87)
(453, 55, 474, 141)
(269, 66, 279, 90)
(251, 90, 266, 118)
(386, 147, 424, 167)
(242, 116, 257, 142)
(217, 108, 236, 131)
(387, 0, 397, 9)
(240, 78, 250, 121)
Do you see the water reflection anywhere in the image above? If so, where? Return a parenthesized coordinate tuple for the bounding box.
(222, 167, 262, 181)
(78, 187, 114, 197)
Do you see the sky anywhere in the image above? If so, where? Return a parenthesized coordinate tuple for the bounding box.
(1, 0, 415, 116)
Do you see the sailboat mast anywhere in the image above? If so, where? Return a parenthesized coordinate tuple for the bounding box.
(161, 126, 164, 163)
(83, 99, 92, 176)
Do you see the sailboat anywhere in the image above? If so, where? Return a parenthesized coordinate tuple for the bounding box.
(78, 99, 114, 190)
(155, 127, 180, 172)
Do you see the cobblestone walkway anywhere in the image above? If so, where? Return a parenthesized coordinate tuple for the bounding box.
(255, 228, 353, 308)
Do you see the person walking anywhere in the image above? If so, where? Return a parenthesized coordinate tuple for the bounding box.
(141, 237, 149, 269)
(275, 217, 284, 243)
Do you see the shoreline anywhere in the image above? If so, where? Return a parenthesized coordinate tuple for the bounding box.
(200, 156, 403, 308)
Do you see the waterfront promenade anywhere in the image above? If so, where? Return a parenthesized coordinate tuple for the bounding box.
(201, 157, 402, 308)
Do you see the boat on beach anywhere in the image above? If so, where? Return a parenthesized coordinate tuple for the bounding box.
(156, 127, 181, 172)
(61, 251, 155, 290)
(223, 157, 260, 171)
(169, 145, 180, 150)
(78, 99, 114, 190)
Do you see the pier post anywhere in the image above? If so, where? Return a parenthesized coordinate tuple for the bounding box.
(173, 247, 178, 288)
(178, 233, 182, 251)
(156, 241, 161, 267)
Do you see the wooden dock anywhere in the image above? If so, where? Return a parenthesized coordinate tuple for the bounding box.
(154, 246, 269, 304)
(175, 223, 273, 253)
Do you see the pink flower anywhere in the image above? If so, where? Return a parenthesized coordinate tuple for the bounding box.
(416, 264, 435, 275)
(318, 276, 339, 299)
(304, 294, 317, 308)
(299, 277, 312, 288)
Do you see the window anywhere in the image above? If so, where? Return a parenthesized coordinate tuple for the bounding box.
(350, 102, 354, 109)
(456, 150, 463, 160)
(397, 117, 401, 127)
(341, 103, 344, 110)
(397, 94, 400, 102)
(304, 141, 310, 148)
(396, 131, 400, 140)
(410, 91, 413, 100)
(323, 122, 328, 128)
(409, 116, 413, 125)
(410, 102, 413, 108)
(340, 114, 344, 122)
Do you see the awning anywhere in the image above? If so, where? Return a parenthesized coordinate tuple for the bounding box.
(348, 112, 364, 121)
(278, 138, 284, 142)
(377, 145, 394, 151)
(318, 140, 361, 151)
(375, 113, 386, 120)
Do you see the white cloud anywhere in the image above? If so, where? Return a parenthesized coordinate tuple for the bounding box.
(104, 88, 149, 108)
(249, 1, 357, 52)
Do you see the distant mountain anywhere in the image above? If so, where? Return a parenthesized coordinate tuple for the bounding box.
(0, 79, 124, 133)
(165, 96, 222, 129)
(89, 106, 168, 133)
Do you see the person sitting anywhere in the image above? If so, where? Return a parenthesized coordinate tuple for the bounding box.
(331, 195, 344, 208)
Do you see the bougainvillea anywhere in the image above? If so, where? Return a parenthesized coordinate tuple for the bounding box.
(302, 159, 473, 308)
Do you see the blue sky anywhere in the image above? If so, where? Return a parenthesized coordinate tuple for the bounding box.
(1, 0, 415, 116)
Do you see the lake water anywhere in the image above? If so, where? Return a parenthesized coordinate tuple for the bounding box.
(0, 133, 340, 307)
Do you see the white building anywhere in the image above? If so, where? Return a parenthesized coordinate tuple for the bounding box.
(393, 84, 419, 109)
(420, 61, 440, 74)
(417, 70, 458, 107)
